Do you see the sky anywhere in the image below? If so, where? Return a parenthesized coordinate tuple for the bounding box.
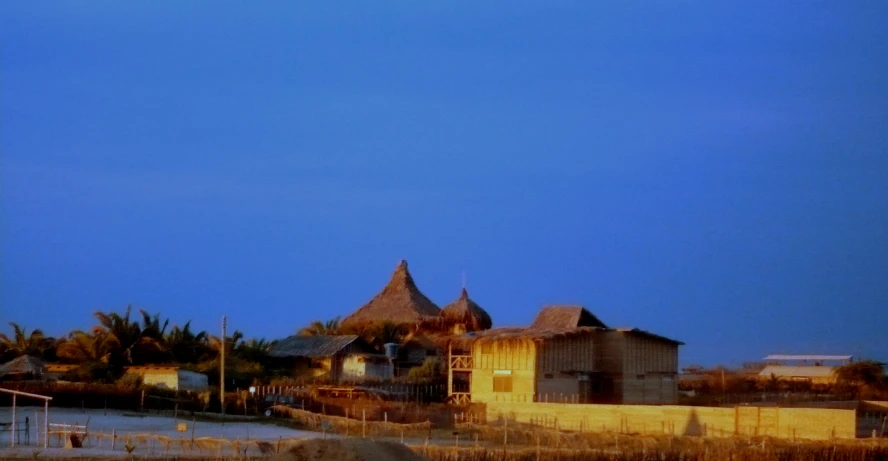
(1, 2, 886, 368)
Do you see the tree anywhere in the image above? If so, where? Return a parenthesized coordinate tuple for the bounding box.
(57, 330, 120, 364)
(139, 310, 169, 342)
(236, 338, 270, 363)
(298, 317, 341, 336)
(94, 306, 143, 365)
(835, 360, 885, 387)
(0, 323, 51, 359)
(368, 321, 408, 348)
(165, 321, 210, 364)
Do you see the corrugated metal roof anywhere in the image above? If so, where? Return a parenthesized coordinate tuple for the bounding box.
(268, 335, 361, 358)
(764, 355, 852, 361)
(758, 365, 837, 379)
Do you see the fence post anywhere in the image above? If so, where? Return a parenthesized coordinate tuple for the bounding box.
(111, 429, 117, 451)
(362, 409, 366, 438)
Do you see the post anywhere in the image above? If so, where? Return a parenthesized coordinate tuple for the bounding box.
(36, 411, 40, 447)
(11, 394, 16, 447)
(221, 315, 227, 417)
(504, 416, 508, 446)
(190, 419, 196, 450)
(112, 429, 117, 451)
(362, 409, 366, 438)
(44, 400, 49, 449)
(447, 342, 453, 399)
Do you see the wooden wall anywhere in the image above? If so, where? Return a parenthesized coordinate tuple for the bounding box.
(487, 402, 858, 440)
(615, 332, 679, 404)
(471, 339, 537, 403)
(537, 335, 595, 373)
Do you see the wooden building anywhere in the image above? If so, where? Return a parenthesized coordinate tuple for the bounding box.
(448, 305, 682, 405)
(268, 335, 392, 383)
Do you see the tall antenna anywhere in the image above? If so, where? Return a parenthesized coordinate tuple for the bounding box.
(462, 270, 466, 290)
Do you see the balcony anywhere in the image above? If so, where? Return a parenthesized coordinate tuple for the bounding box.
(449, 355, 473, 371)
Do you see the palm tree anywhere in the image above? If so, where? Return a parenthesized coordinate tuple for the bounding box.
(56, 330, 121, 364)
(139, 310, 169, 341)
(235, 338, 271, 363)
(94, 306, 143, 365)
(367, 321, 408, 348)
(166, 321, 209, 364)
(298, 317, 341, 336)
(0, 323, 50, 358)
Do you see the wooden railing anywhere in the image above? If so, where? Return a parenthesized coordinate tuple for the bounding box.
(447, 392, 471, 406)
(449, 355, 473, 371)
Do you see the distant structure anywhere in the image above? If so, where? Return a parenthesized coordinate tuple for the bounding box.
(341, 260, 441, 328)
(757, 354, 852, 385)
(447, 305, 682, 405)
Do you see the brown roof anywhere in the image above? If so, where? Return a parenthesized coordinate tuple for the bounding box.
(0, 355, 46, 377)
(440, 288, 493, 332)
(468, 326, 683, 346)
(342, 260, 441, 327)
(268, 335, 374, 358)
(470, 326, 607, 343)
(530, 305, 607, 330)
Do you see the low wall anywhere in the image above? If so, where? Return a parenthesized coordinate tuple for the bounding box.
(486, 402, 857, 440)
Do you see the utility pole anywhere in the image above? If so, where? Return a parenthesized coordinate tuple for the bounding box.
(221, 315, 226, 417)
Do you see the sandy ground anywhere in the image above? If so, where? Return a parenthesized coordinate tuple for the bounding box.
(0, 406, 330, 456)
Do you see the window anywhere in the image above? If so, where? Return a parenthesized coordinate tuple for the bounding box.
(637, 374, 645, 380)
(493, 376, 513, 393)
(481, 343, 492, 354)
(544, 373, 553, 379)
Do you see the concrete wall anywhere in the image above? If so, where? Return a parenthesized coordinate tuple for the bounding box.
(487, 402, 857, 440)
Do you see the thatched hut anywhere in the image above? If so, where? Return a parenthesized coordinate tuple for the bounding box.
(440, 288, 493, 334)
(342, 260, 441, 328)
(530, 305, 607, 329)
(0, 355, 46, 380)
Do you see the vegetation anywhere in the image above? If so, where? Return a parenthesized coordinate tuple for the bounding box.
(0, 307, 272, 387)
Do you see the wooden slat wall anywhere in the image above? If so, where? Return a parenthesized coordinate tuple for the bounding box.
(537, 334, 596, 374)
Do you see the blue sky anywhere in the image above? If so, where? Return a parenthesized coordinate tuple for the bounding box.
(1, 2, 886, 367)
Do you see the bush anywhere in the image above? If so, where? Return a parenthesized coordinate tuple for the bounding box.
(408, 357, 444, 382)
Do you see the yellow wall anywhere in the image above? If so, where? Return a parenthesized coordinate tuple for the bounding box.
(486, 402, 857, 440)
(471, 339, 537, 403)
(127, 369, 179, 390)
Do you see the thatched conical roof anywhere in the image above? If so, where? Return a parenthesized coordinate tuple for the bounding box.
(342, 260, 441, 327)
(441, 288, 493, 332)
(0, 355, 46, 378)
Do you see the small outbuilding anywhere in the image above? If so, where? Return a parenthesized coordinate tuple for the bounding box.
(268, 335, 393, 383)
(124, 366, 209, 391)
